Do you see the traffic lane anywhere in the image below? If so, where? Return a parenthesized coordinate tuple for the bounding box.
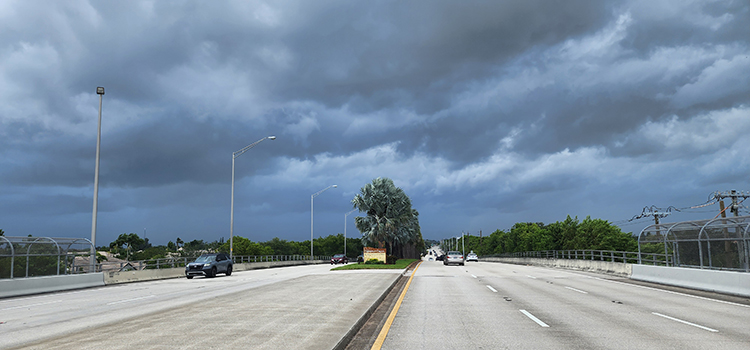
(466, 262, 750, 349)
(471, 262, 750, 339)
(469, 263, 688, 349)
(16, 272, 401, 350)
(0, 264, 357, 349)
(380, 260, 580, 349)
(0, 265, 327, 337)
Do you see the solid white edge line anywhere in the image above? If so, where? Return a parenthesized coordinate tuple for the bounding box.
(565, 286, 588, 294)
(107, 295, 156, 305)
(486, 285, 498, 293)
(1, 300, 63, 311)
(520, 309, 549, 327)
(652, 312, 718, 332)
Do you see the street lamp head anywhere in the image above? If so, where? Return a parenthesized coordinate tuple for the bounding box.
(268, 136, 276, 140)
(96, 87, 105, 95)
(332, 185, 338, 188)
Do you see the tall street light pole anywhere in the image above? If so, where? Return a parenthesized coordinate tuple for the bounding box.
(344, 209, 357, 257)
(461, 232, 465, 257)
(90, 87, 105, 273)
(311, 185, 337, 258)
(230, 136, 276, 260)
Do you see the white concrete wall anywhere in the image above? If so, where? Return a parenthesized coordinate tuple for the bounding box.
(0, 273, 104, 298)
(631, 265, 750, 297)
(484, 257, 750, 297)
(103, 259, 325, 285)
(104, 267, 184, 284)
(1, 260, 328, 298)
(483, 257, 632, 277)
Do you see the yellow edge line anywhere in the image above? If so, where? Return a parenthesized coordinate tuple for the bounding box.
(370, 260, 422, 350)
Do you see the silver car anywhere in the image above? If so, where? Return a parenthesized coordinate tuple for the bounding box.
(466, 252, 478, 262)
(185, 253, 233, 279)
(443, 251, 465, 266)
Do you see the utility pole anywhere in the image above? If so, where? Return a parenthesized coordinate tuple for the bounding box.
(633, 206, 672, 225)
(713, 190, 748, 217)
(712, 190, 750, 268)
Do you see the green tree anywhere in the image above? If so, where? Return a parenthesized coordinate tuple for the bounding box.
(219, 236, 273, 256)
(0, 228, 4, 236)
(351, 177, 422, 257)
(109, 233, 147, 260)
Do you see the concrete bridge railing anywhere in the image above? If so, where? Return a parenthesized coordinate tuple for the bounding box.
(484, 256, 750, 298)
(0, 259, 327, 299)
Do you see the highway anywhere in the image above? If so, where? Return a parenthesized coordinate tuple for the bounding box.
(3, 259, 750, 349)
(0, 264, 401, 350)
(379, 259, 750, 349)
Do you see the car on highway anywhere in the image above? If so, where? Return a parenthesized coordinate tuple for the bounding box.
(443, 251, 465, 266)
(331, 254, 349, 264)
(185, 253, 233, 279)
(435, 254, 445, 261)
(466, 251, 478, 262)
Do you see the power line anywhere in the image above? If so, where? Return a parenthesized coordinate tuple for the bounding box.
(615, 190, 750, 227)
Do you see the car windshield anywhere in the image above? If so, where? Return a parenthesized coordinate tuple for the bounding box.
(448, 251, 461, 255)
(333, 254, 345, 258)
(194, 255, 216, 263)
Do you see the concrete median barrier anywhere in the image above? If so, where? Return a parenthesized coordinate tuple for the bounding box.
(1, 260, 330, 297)
(0, 273, 105, 298)
(632, 264, 750, 297)
(483, 256, 633, 277)
(103, 259, 326, 285)
(104, 267, 184, 284)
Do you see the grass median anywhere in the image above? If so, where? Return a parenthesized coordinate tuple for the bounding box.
(330, 259, 418, 270)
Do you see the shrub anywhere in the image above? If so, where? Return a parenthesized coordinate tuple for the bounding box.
(386, 255, 398, 264)
(365, 258, 384, 265)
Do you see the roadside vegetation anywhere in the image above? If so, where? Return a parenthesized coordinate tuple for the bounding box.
(351, 177, 424, 259)
(441, 216, 639, 256)
(98, 233, 370, 262)
(331, 259, 418, 270)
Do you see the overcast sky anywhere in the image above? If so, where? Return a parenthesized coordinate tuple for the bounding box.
(1, 1, 749, 247)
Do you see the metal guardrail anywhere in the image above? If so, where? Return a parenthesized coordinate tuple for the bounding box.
(487, 250, 673, 266)
(83, 254, 331, 273)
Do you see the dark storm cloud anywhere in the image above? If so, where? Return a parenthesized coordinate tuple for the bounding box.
(270, 1, 610, 110)
(2, 1, 750, 244)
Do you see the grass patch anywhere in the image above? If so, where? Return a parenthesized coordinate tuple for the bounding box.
(331, 259, 418, 270)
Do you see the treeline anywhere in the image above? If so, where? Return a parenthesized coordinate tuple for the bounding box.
(215, 234, 366, 258)
(102, 233, 367, 261)
(442, 216, 638, 256)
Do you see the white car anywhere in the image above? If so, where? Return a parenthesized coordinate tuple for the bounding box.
(443, 251, 465, 266)
(466, 252, 478, 262)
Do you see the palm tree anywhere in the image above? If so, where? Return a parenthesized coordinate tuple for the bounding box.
(351, 178, 420, 256)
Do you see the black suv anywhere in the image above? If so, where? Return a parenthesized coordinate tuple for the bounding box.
(185, 253, 233, 279)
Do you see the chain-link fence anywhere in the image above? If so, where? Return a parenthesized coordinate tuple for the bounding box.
(1, 236, 330, 279)
(0, 236, 94, 279)
(638, 215, 750, 272)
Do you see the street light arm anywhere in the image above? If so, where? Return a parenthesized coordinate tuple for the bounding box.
(312, 184, 337, 198)
(233, 136, 276, 159)
(229, 134, 275, 260)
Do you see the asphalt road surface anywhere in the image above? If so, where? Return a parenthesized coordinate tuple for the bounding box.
(379, 260, 750, 350)
(0, 264, 401, 350)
